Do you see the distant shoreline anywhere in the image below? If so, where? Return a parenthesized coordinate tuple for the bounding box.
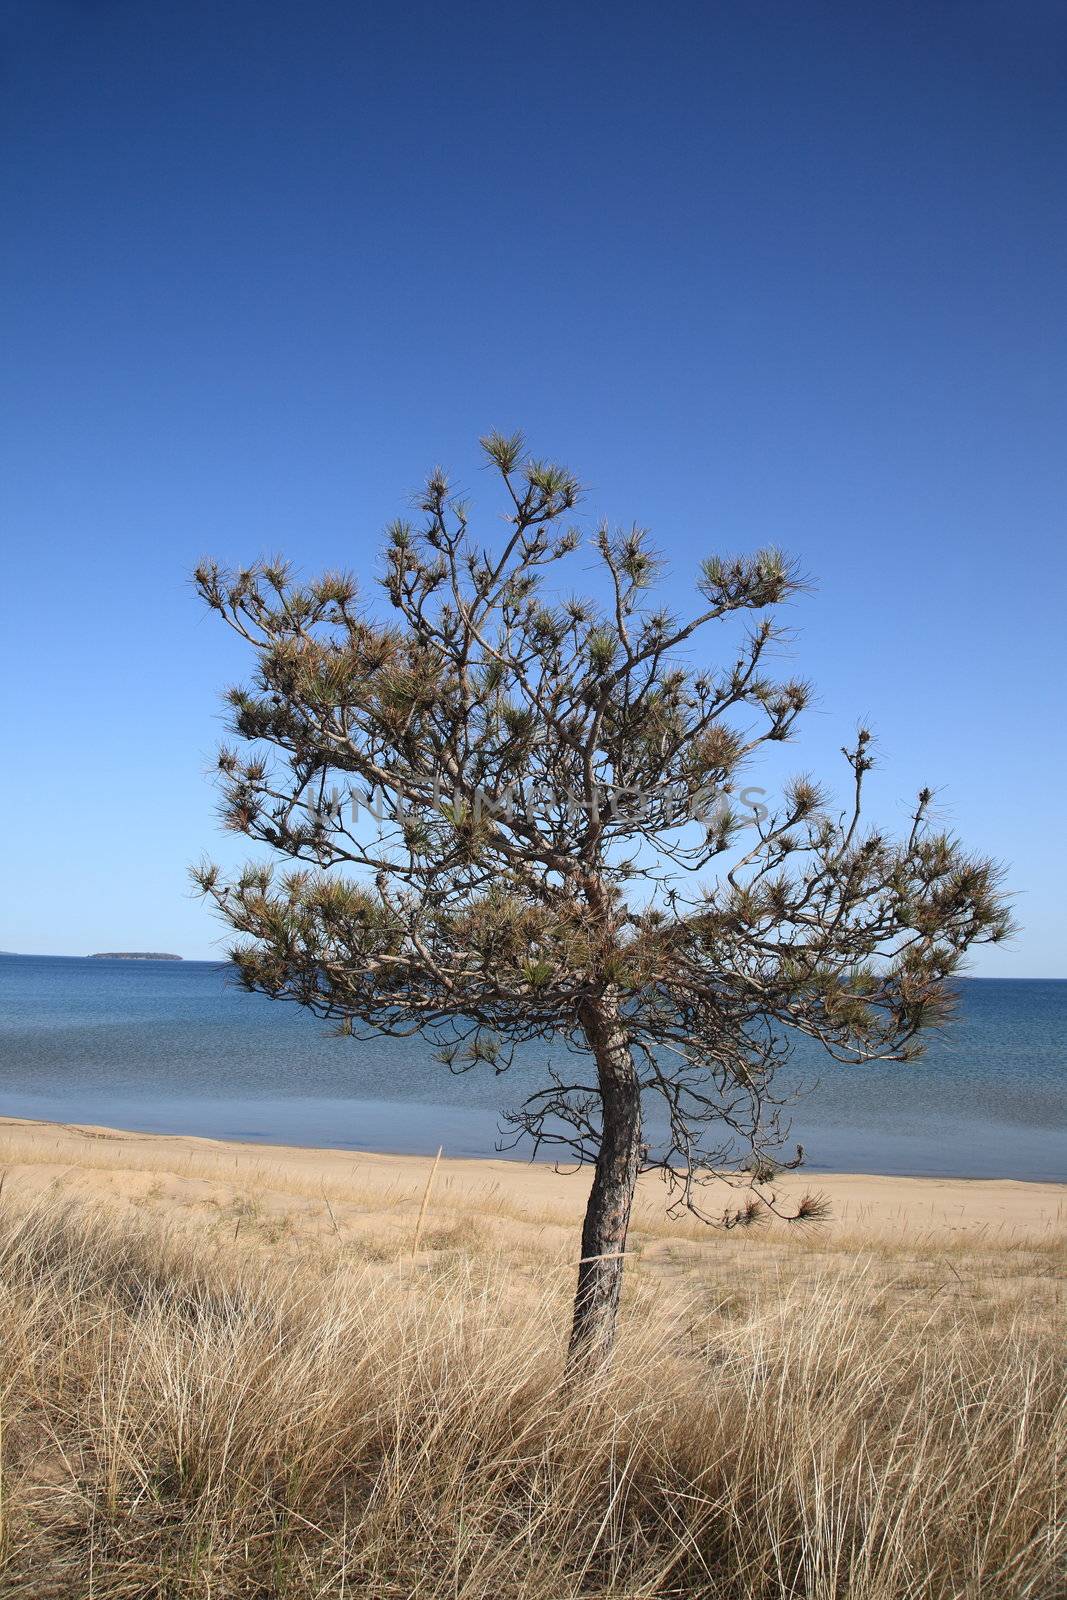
(88, 952, 183, 961)
(2, 952, 1062, 978)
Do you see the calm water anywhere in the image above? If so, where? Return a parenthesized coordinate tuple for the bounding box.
(0, 955, 1063, 1180)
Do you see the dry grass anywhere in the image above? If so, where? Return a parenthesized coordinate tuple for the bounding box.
(0, 1129, 1063, 1598)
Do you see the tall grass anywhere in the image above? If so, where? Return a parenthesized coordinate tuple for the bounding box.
(0, 1181, 1062, 1598)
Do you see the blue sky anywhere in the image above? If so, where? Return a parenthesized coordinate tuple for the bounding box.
(1, 0, 1064, 973)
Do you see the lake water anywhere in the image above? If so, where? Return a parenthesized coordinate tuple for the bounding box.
(0, 955, 1063, 1180)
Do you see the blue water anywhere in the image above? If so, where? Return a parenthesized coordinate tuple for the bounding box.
(0, 955, 1063, 1180)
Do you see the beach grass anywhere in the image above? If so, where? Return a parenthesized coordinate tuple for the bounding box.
(0, 1120, 1062, 1598)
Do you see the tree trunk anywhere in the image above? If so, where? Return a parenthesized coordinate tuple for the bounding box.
(568, 996, 642, 1366)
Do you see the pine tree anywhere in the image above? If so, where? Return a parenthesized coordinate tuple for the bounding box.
(194, 433, 1011, 1361)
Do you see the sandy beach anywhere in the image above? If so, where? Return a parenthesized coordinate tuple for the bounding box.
(1, 1112, 1061, 1256)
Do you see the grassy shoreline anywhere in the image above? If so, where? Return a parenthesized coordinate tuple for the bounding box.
(0, 1115, 1063, 1597)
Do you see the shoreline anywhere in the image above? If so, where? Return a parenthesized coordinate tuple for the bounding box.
(2, 1105, 1064, 1184)
(4, 1099, 1063, 1186)
(1, 1113, 1062, 1241)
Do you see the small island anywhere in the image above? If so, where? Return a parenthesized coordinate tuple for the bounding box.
(88, 952, 183, 961)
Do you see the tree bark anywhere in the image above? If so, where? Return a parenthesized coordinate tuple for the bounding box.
(568, 995, 643, 1366)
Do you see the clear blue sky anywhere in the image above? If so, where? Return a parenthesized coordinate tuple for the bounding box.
(1, 0, 1064, 974)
